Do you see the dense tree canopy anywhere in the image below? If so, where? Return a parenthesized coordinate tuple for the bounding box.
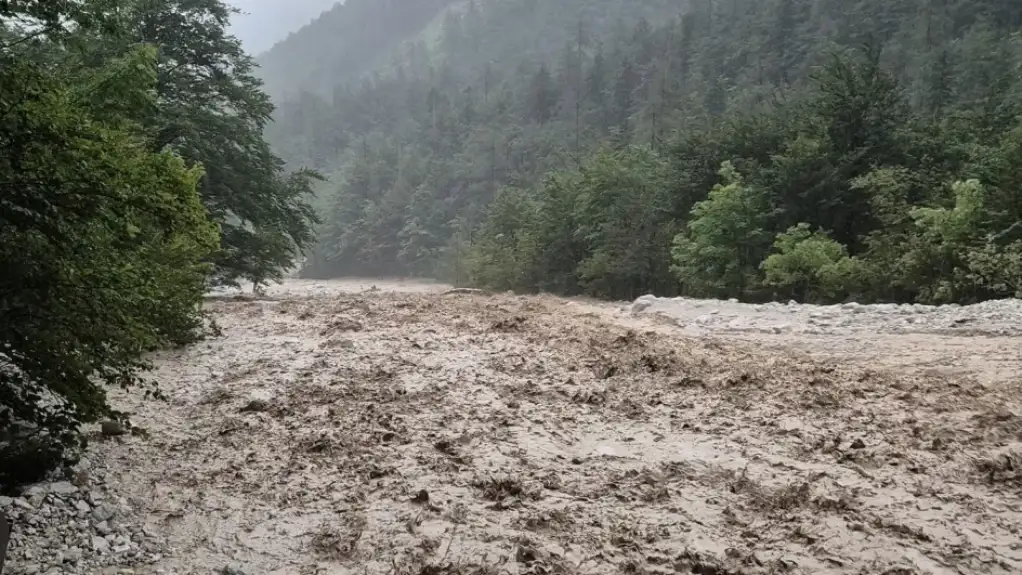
(268, 0, 1022, 306)
(131, 0, 320, 286)
(0, 0, 317, 488)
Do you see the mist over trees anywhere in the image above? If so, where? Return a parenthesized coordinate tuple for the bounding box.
(266, 0, 1022, 305)
(228, 0, 339, 55)
(1, 0, 318, 487)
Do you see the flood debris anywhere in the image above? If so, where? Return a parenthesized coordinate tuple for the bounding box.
(4, 278, 1015, 575)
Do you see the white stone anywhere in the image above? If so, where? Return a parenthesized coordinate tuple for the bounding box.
(48, 482, 78, 496)
(91, 504, 116, 522)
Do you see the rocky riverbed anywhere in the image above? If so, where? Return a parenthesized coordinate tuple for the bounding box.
(626, 294, 1022, 336)
(3, 279, 1020, 575)
(1, 457, 167, 575)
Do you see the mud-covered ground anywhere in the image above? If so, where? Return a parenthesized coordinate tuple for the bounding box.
(67, 281, 1022, 573)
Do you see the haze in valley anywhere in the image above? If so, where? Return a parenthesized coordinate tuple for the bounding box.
(228, 0, 338, 55)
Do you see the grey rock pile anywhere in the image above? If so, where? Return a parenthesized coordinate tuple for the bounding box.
(1, 459, 166, 575)
(626, 294, 1022, 336)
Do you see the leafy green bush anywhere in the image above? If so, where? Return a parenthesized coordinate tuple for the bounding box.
(965, 241, 1022, 298)
(761, 224, 867, 302)
(466, 187, 541, 292)
(1, 19, 218, 489)
(671, 162, 770, 300)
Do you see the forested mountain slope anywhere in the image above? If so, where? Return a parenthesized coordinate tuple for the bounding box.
(263, 0, 1022, 304)
(229, 0, 338, 55)
(255, 0, 459, 101)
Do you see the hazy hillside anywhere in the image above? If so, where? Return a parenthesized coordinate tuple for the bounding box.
(263, 0, 1022, 305)
(255, 0, 458, 101)
(229, 0, 339, 55)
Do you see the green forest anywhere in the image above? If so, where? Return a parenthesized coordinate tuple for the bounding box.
(0, 0, 318, 486)
(268, 0, 1022, 304)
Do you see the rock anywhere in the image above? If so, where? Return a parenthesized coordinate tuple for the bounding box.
(101, 420, 127, 437)
(64, 548, 82, 563)
(221, 564, 248, 575)
(91, 504, 116, 522)
(92, 535, 111, 553)
(13, 497, 34, 510)
(48, 482, 78, 496)
(630, 300, 653, 315)
(24, 485, 48, 499)
(95, 521, 112, 535)
(75, 500, 91, 514)
(20, 563, 41, 575)
(850, 438, 867, 449)
(0, 495, 12, 508)
(239, 399, 269, 413)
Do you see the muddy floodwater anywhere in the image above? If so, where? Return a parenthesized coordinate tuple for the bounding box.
(26, 280, 1022, 574)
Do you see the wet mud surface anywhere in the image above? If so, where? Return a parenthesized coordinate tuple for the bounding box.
(91, 280, 1022, 574)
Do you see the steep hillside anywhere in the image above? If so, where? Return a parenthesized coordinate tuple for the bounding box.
(262, 0, 689, 165)
(228, 0, 338, 55)
(255, 0, 457, 101)
(264, 0, 1022, 305)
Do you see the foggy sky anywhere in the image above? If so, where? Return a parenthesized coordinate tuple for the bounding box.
(228, 0, 339, 55)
